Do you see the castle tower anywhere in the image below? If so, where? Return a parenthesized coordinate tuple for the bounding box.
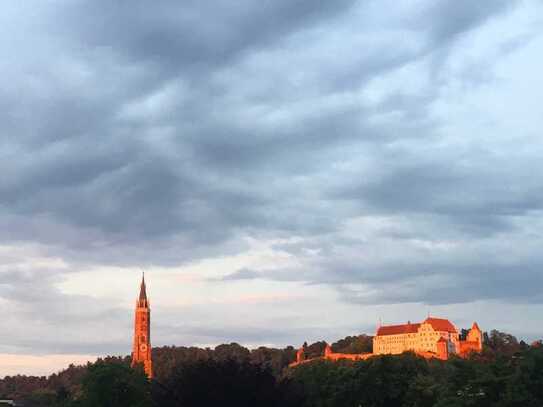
(324, 343, 333, 358)
(467, 322, 483, 352)
(131, 273, 153, 378)
(296, 346, 305, 363)
(436, 337, 449, 360)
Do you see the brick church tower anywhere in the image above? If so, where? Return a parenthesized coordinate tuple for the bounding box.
(131, 274, 153, 378)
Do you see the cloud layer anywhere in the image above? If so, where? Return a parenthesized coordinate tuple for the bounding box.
(1, 0, 543, 374)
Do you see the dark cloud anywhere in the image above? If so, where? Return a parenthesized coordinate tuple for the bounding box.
(60, 1, 357, 77)
(341, 263, 543, 306)
(0, 0, 520, 255)
(333, 153, 543, 236)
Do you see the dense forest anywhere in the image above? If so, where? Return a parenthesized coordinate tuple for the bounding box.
(0, 330, 541, 406)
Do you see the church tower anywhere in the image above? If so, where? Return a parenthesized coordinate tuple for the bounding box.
(131, 273, 153, 378)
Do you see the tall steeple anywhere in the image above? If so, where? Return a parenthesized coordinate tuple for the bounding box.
(132, 273, 153, 378)
(138, 273, 148, 305)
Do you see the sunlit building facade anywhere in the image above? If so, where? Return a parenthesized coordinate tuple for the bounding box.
(373, 317, 482, 360)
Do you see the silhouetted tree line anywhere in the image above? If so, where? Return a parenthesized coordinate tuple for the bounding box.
(1, 330, 542, 406)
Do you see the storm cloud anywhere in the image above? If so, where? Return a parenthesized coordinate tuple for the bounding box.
(1, 0, 543, 370)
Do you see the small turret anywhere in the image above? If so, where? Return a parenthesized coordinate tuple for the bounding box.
(324, 343, 332, 358)
(436, 337, 449, 360)
(296, 346, 305, 363)
(466, 322, 482, 351)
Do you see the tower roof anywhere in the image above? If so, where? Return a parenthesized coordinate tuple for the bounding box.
(423, 317, 457, 333)
(471, 322, 481, 331)
(376, 317, 458, 336)
(139, 273, 147, 302)
(377, 323, 421, 336)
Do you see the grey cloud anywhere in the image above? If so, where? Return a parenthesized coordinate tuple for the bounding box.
(341, 264, 543, 306)
(331, 150, 543, 237)
(257, 207, 543, 306)
(1, 0, 521, 257)
(58, 0, 357, 79)
(414, 1, 513, 44)
(154, 318, 376, 349)
(0, 268, 130, 354)
(219, 268, 261, 281)
(156, 323, 296, 346)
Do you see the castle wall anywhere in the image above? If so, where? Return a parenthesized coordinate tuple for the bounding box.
(290, 318, 482, 368)
(373, 321, 460, 356)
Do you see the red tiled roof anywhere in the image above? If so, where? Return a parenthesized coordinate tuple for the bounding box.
(377, 323, 420, 336)
(471, 322, 481, 331)
(424, 318, 457, 333)
(376, 317, 458, 336)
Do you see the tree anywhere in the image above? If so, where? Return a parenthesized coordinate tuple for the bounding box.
(332, 335, 373, 354)
(484, 330, 521, 356)
(500, 345, 543, 407)
(25, 388, 57, 406)
(250, 346, 295, 376)
(305, 341, 327, 359)
(154, 358, 288, 407)
(213, 342, 251, 361)
(76, 360, 151, 407)
(289, 353, 430, 407)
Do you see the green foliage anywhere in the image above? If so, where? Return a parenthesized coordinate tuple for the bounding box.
(483, 330, 522, 357)
(26, 388, 57, 406)
(76, 359, 151, 407)
(289, 353, 429, 407)
(288, 345, 543, 407)
(332, 334, 374, 354)
(0, 374, 48, 400)
(2, 332, 543, 406)
(305, 341, 328, 359)
(250, 345, 297, 376)
(152, 343, 296, 382)
(214, 342, 251, 361)
(153, 358, 299, 407)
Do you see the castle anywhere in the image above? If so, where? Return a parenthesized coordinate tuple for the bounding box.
(292, 317, 482, 366)
(373, 317, 482, 359)
(131, 274, 153, 378)
(128, 276, 481, 374)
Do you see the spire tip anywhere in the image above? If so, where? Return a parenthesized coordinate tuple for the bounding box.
(138, 272, 148, 303)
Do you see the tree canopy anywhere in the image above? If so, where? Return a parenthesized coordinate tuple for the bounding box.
(1, 330, 542, 407)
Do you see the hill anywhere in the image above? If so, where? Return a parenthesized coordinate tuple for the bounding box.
(0, 330, 540, 406)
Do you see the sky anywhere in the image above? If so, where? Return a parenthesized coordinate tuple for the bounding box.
(1, 0, 543, 377)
